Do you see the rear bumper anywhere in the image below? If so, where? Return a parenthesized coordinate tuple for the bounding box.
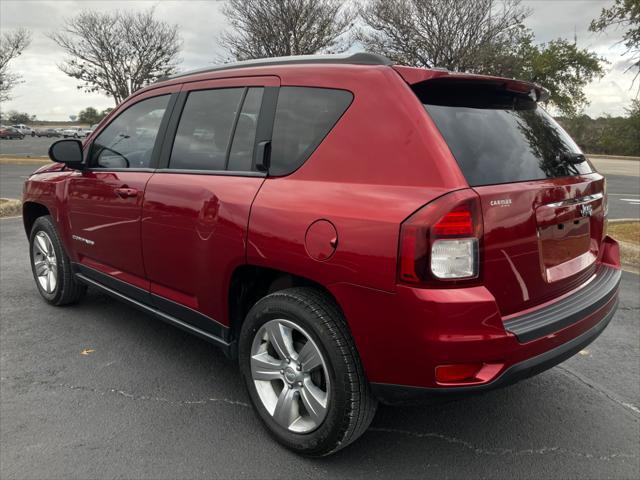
(502, 265, 620, 343)
(330, 252, 621, 402)
(370, 297, 617, 405)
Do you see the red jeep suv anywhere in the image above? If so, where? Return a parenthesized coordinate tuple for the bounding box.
(23, 53, 621, 456)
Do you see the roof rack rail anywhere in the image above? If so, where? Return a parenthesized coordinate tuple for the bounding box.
(165, 52, 392, 81)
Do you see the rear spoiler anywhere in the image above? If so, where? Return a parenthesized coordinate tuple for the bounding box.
(392, 65, 550, 103)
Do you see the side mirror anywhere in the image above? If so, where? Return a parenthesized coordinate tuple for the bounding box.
(48, 139, 84, 168)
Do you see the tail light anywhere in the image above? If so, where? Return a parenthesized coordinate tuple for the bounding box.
(398, 189, 482, 286)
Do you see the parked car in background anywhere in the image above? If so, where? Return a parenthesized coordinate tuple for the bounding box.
(0, 126, 25, 139)
(23, 53, 621, 456)
(11, 124, 34, 136)
(34, 128, 61, 138)
(82, 124, 98, 138)
(61, 127, 89, 138)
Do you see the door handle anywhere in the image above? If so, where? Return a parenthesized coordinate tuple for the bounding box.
(115, 187, 138, 198)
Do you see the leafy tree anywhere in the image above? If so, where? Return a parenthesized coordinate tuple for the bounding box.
(78, 106, 113, 124)
(359, 0, 604, 116)
(220, 0, 355, 60)
(6, 110, 33, 124)
(49, 8, 182, 105)
(498, 35, 604, 116)
(0, 29, 31, 102)
(590, 0, 640, 93)
(78, 107, 101, 124)
(557, 100, 640, 156)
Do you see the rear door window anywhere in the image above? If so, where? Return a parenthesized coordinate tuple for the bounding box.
(170, 88, 245, 171)
(415, 82, 593, 186)
(228, 88, 263, 171)
(270, 87, 353, 176)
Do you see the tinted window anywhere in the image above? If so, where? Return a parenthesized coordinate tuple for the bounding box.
(416, 82, 593, 186)
(228, 88, 263, 171)
(91, 95, 169, 169)
(170, 88, 244, 171)
(270, 87, 352, 176)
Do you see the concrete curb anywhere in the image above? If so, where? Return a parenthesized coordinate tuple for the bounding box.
(608, 218, 640, 224)
(588, 154, 640, 162)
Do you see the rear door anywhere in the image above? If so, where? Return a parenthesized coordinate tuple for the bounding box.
(417, 80, 606, 315)
(141, 76, 279, 332)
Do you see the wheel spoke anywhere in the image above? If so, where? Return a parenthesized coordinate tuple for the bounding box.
(251, 351, 283, 381)
(35, 235, 48, 256)
(45, 269, 51, 292)
(300, 378, 328, 425)
(45, 237, 54, 256)
(298, 341, 323, 372)
(34, 260, 47, 276)
(265, 322, 296, 361)
(273, 387, 298, 429)
(48, 270, 57, 292)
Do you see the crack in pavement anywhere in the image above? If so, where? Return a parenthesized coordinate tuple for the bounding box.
(557, 366, 640, 416)
(59, 383, 251, 408)
(369, 427, 638, 460)
(56, 382, 638, 462)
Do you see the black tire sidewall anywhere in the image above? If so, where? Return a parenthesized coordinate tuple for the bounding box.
(239, 292, 354, 455)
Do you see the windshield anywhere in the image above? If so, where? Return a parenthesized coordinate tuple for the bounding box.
(415, 81, 594, 186)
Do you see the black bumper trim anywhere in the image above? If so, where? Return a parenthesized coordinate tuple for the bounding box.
(503, 265, 621, 343)
(371, 298, 618, 405)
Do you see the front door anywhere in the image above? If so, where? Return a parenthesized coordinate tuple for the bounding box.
(66, 87, 177, 291)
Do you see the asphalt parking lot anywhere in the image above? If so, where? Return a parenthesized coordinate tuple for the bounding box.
(1, 217, 639, 479)
(0, 135, 70, 157)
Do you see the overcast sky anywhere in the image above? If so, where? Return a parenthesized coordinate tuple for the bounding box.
(0, 0, 636, 120)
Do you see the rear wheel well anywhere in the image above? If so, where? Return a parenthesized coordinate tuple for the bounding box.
(22, 202, 50, 236)
(228, 266, 343, 344)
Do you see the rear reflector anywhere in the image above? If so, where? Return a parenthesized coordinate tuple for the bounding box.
(435, 364, 483, 383)
(435, 363, 504, 385)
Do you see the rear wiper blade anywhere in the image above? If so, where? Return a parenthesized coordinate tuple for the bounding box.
(557, 152, 586, 164)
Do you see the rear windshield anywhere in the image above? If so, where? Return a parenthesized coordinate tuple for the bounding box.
(414, 81, 593, 186)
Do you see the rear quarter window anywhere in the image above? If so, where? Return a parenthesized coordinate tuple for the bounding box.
(270, 87, 353, 176)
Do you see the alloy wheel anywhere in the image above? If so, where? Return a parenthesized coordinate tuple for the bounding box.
(250, 319, 330, 433)
(32, 231, 58, 294)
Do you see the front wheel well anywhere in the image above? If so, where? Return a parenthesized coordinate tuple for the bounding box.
(228, 266, 344, 345)
(22, 202, 50, 236)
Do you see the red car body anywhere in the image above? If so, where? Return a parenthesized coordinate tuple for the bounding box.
(23, 53, 620, 403)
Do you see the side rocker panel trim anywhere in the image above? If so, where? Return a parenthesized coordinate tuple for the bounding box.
(72, 263, 232, 351)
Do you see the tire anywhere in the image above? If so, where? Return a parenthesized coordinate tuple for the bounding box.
(239, 287, 377, 456)
(29, 215, 86, 306)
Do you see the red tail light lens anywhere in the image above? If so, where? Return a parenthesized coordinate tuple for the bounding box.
(398, 190, 482, 285)
(432, 206, 474, 236)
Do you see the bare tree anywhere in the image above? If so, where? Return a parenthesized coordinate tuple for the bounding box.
(49, 8, 182, 105)
(358, 0, 529, 71)
(0, 29, 31, 102)
(220, 0, 355, 60)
